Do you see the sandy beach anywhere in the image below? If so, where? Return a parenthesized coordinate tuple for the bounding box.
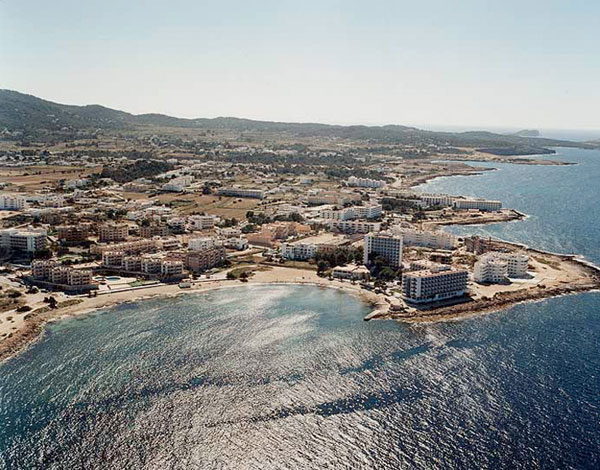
(0, 266, 386, 362)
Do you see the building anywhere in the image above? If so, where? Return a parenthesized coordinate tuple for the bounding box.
(140, 224, 169, 238)
(140, 255, 162, 275)
(332, 264, 371, 280)
(392, 227, 457, 250)
(217, 187, 265, 199)
(363, 233, 403, 268)
(188, 237, 216, 251)
(418, 193, 453, 208)
(188, 215, 217, 231)
(94, 239, 158, 256)
(329, 220, 381, 234)
(452, 198, 502, 211)
(102, 251, 124, 267)
(321, 204, 382, 221)
(408, 260, 451, 273)
(474, 252, 529, 282)
(0, 227, 47, 253)
(98, 223, 129, 242)
(31, 260, 93, 288)
(280, 242, 317, 261)
(402, 268, 468, 303)
(57, 225, 90, 244)
(0, 193, 27, 210)
(186, 247, 226, 273)
(160, 259, 184, 277)
(223, 237, 248, 250)
(347, 176, 386, 188)
(162, 175, 194, 192)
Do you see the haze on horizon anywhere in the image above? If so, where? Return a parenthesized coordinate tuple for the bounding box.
(1, 0, 599, 131)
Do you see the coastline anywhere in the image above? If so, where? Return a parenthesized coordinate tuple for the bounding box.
(0, 266, 386, 363)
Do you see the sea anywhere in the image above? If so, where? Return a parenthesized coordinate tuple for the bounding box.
(1, 147, 600, 469)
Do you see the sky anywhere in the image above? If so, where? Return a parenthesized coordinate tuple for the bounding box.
(1, 0, 599, 131)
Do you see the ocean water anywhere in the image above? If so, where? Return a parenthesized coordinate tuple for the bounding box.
(1, 148, 600, 469)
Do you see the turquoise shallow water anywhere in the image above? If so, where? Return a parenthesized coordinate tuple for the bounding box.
(1, 147, 600, 469)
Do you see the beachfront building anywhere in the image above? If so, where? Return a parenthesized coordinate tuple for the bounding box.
(418, 193, 453, 208)
(402, 268, 469, 303)
(186, 247, 226, 273)
(363, 233, 403, 268)
(217, 187, 265, 199)
(474, 251, 529, 282)
(98, 222, 129, 242)
(452, 198, 502, 211)
(0, 193, 27, 210)
(31, 260, 94, 289)
(392, 227, 457, 250)
(332, 263, 371, 281)
(0, 227, 47, 253)
(347, 176, 386, 188)
(329, 220, 381, 234)
(280, 242, 317, 261)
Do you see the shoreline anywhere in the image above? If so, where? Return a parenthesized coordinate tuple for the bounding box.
(0, 267, 385, 363)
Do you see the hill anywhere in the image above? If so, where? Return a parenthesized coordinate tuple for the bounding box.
(0, 89, 594, 154)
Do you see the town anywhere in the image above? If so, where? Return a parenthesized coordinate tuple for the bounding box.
(1, 126, 597, 353)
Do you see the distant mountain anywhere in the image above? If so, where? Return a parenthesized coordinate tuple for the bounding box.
(510, 129, 540, 137)
(0, 89, 594, 154)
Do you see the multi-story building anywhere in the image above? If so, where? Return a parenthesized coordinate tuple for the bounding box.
(160, 259, 184, 277)
(57, 224, 90, 244)
(0, 227, 47, 252)
(363, 233, 403, 268)
(321, 204, 382, 221)
(94, 239, 158, 256)
(102, 251, 124, 267)
(140, 224, 169, 238)
(122, 255, 142, 272)
(347, 176, 386, 188)
(0, 194, 27, 210)
(223, 237, 248, 250)
(392, 227, 457, 250)
(186, 246, 226, 273)
(280, 242, 317, 261)
(452, 198, 502, 211)
(408, 260, 451, 273)
(140, 255, 162, 275)
(418, 193, 453, 208)
(98, 223, 129, 242)
(402, 268, 469, 303)
(162, 175, 194, 192)
(217, 187, 265, 199)
(188, 237, 216, 251)
(329, 220, 381, 234)
(188, 215, 217, 231)
(474, 252, 529, 282)
(31, 260, 93, 287)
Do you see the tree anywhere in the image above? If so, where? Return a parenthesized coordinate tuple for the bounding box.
(317, 260, 330, 274)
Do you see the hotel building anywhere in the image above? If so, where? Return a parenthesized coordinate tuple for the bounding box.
(402, 268, 469, 303)
(363, 233, 403, 268)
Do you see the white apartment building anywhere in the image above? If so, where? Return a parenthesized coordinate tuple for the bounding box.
(217, 187, 265, 199)
(363, 233, 403, 268)
(392, 227, 457, 250)
(402, 268, 469, 303)
(453, 198, 502, 211)
(347, 176, 386, 188)
(474, 251, 529, 282)
(320, 207, 355, 221)
(280, 242, 317, 261)
(329, 220, 381, 234)
(0, 227, 47, 252)
(161, 260, 184, 277)
(418, 193, 453, 208)
(188, 237, 216, 251)
(0, 194, 28, 210)
(162, 175, 194, 192)
(188, 215, 217, 230)
(223, 237, 248, 250)
(354, 204, 382, 219)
